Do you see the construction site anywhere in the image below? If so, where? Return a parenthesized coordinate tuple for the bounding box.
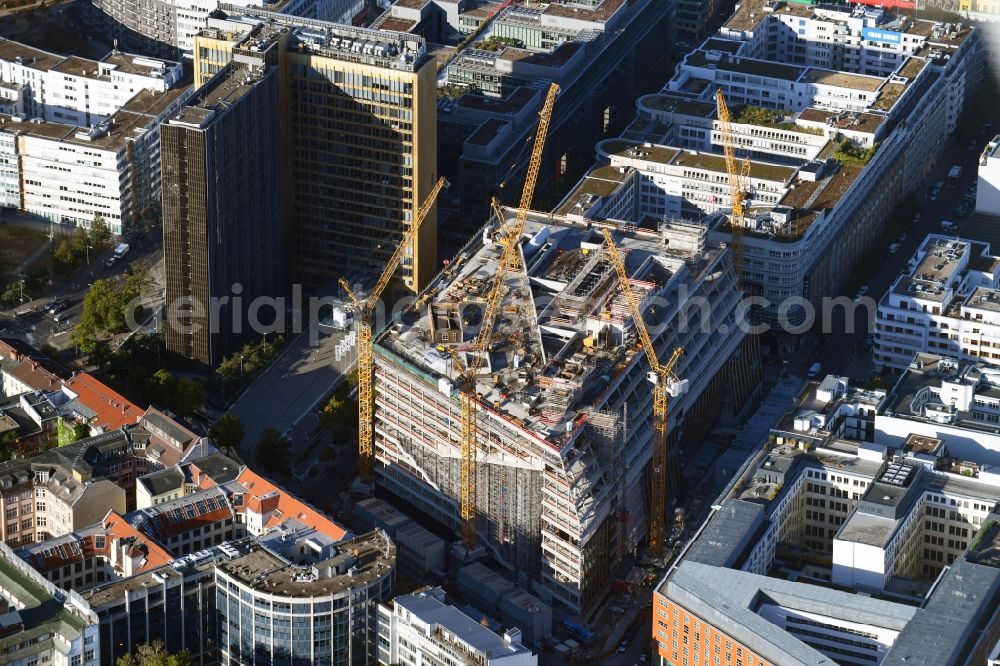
(371, 210, 756, 614)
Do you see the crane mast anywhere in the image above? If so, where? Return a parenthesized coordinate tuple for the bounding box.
(455, 82, 559, 548)
(715, 89, 751, 289)
(341, 176, 449, 483)
(602, 227, 684, 558)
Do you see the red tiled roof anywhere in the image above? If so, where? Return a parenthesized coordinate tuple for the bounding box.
(64, 373, 143, 430)
(236, 468, 347, 541)
(104, 510, 172, 569)
(6, 360, 61, 392)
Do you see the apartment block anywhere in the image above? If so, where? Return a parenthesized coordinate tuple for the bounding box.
(0, 541, 100, 666)
(872, 352, 1000, 469)
(873, 235, 1000, 370)
(556, 2, 980, 326)
(17, 510, 173, 591)
(977, 133, 1000, 216)
(377, 586, 537, 666)
(161, 63, 284, 366)
(373, 211, 750, 613)
(214, 530, 395, 666)
(0, 42, 189, 233)
(651, 372, 1000, 665)
(438, 0, 673, 246)
(80, 0, 363, 57)
(0, 41, 183, 124)
(192, 10, 439, 294)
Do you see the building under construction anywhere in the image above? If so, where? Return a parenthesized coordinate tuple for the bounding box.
(372, 209, 756, 614)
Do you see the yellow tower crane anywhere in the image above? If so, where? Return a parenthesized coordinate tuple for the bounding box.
(715, 88, 752, 289)
(453, 82, 559, 548)
(340, 176, 449, 483)
(716, 88, 764, 413)
(602, 227, 686, 558)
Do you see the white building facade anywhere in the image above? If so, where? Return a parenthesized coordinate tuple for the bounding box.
(377, 587, 537, 666)
(874, 235, 1000, 370)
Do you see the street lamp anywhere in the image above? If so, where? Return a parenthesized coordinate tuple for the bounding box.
(85, 245, 93, 265)
(240, 354, 245, 376)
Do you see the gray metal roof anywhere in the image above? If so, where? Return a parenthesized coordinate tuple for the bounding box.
(683, 499, 765, 568)
(883, 558, 1000, 666)
(138, 466, 185, 497)
(667, 561, 916, 665)
(394, 588, 532, 658)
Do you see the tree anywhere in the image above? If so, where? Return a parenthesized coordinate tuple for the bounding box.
(88, 214, 111, 248)
(0, 429, 18, 463)
(149, 369, 205, 417)
(117, 641, 194, 666)
(56, 419, 91, 447)
(210, 413, 245, 455)
(255, 428, 291, 474)
(318, 394, 347, 432)
(53, 238, 78, 273)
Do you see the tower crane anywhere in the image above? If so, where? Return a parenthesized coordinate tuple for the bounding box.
(715, 88, 752, 289)
(340, 176, 449, 483)
(453, 82, 559, 548)
(602, 227, 686, 558)
(716, 89, 764, 411)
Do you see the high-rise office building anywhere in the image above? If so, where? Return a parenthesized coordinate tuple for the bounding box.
(161, 63, 284, 367)
(193, 12, 439, 294)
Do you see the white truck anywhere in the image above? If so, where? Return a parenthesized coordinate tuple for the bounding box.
(113, 242, 130, 259)
(941, 220, 958, 232)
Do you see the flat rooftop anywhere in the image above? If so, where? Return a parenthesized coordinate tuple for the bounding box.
(801, 67, 884, 92)
(640, 93, 716, 118)
(891, 236, 969, 302)
(376, 211, 723, 448)
(686, 50, 803, 82)
(797, 107, 884, 135)
(216, 531, 393, 597)
(543, 0, 627, 22)
(673, 151, 795, 182)
(600, 138, 680, 165)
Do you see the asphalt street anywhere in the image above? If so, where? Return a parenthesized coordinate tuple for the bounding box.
(815, 125, 997, 380)
(0, 221, 163, 352)
(228, 327, 355, 457)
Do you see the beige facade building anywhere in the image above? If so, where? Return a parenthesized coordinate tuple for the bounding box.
(191, 10, 439, 293)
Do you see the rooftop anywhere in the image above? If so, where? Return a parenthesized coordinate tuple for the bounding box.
(393, 587, 533, 658)
(686, 50, 803, 82)
(216, 530, 394, 597)
(800, 67, 884, 92)
(542, 0, 627, 23)
(376, 210, 724, 449)
(673, 151, 795, 182)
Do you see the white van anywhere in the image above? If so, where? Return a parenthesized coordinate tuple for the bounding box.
(807, 362, 822, 379)
(941, 220, 957, 232)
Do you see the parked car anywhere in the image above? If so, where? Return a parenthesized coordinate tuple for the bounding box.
(49, 300, 70, 315)
(618, 641, 629, 654)
(889, 242, 900, 254)
(104, 256, 116, 268)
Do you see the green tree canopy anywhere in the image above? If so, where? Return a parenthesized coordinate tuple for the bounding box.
(116, 641, 194, 666)
(88, 213, 111, 248)
(210, 413, 245, 455)
(255, 428, 291, 474)
(148, 369, 205, 417)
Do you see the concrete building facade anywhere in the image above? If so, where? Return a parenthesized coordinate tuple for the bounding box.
(873, 235, 1000, 370)
(79, 0, 364, 58)
(373, 212, 749, 614)
(377, 586, 537, 666)
(189, 10, 439, 294)
(161, 63, 284, 367)
(554, 2, 981, 326)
